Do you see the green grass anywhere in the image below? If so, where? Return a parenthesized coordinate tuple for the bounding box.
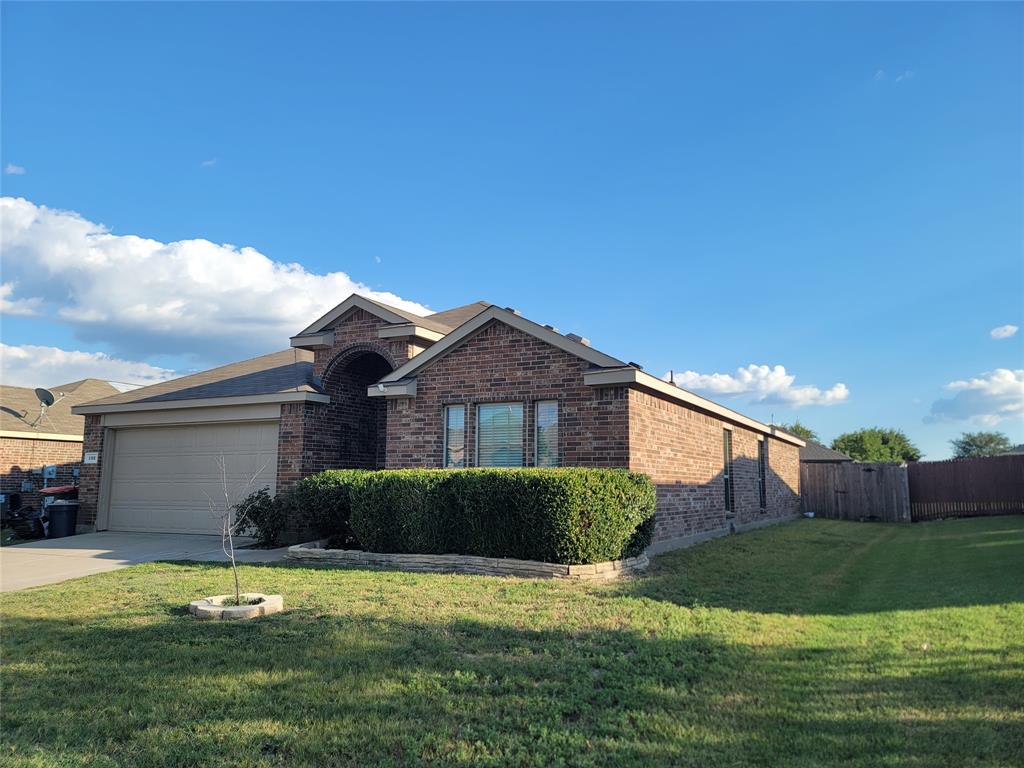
(2, 517, 1022, 767)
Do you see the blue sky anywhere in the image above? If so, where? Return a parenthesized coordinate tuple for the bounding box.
(1, 2, 1021, 458)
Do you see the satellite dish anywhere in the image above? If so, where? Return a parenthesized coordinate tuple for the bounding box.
(34, 388, 55, 407)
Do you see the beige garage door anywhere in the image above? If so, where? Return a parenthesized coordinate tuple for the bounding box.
(107, 421, 279, 534)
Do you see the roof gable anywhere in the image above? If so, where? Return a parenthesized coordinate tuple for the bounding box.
(298, 295, 431, 336)
(379, 306, 625, 384)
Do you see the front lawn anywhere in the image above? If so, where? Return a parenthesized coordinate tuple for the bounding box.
(2, 517, 1022, 767)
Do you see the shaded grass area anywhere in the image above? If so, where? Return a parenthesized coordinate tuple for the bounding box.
(2, 517, 1022, 767)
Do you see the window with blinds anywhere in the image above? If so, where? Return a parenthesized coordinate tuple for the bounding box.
(443, 405, 466, 468)
(757, 439, 768, 510)
(723, 428, 735, 513)
(535, 400, 559, 467)
(476, 403, 524, 467)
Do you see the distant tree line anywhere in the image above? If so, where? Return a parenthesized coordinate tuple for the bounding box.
(776, 422, 1015, 463)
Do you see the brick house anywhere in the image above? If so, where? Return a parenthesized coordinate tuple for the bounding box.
(1, 379, 118, 515)
(73, 294, 803, 552)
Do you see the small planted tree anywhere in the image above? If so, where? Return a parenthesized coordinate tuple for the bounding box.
(205, 454, 271, 607)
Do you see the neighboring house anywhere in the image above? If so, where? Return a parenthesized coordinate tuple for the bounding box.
(799, 440, 854, 464)
(1, 379, 119, 513)
(72, 294, 804, 552)
(1001, 444, 1024, 456)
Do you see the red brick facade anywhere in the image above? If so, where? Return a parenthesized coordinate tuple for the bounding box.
(385, 321, 630, 469)
(77, 416, 104, 526)
(1, 436, 83, 513)
(77, 310, 801, 551)
(628, 389, 800, 551)
(380, 318, 798, 549)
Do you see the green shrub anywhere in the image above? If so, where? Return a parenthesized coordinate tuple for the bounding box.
(347, 468, 655, 564)
(349, 470, 449, 553)
(234, 487, 288, 547)
(289, 469, 366, 545)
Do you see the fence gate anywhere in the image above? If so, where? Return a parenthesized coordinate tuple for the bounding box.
(800, 462, 911, 523)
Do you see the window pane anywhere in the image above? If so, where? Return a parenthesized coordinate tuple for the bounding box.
(535, 401, 558, 467)
(477, 403, 524, 467)
(723, 429, 733, 512)
(758, 440, 767, 508)
(444, 405, 465, 468)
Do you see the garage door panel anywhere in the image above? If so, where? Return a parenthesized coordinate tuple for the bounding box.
(107, 421, 278, 534)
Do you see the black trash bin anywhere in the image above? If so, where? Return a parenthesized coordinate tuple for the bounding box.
(47, 500, 79, 538)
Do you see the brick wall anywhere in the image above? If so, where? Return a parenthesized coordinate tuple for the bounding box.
(279, 307, 404, 490)
(1, 436, 83, 514)
(628, 388, 800, 549)
(311, 307, 410, 380)
(76, 416, 104, 526)
(386, 320, 630, 469)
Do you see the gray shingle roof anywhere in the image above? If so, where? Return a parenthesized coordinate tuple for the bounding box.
(800, 440, 854, 463)
(425, 301, 491, 330)
(77, 349, 321, 408)
(1, 379, 119, 436)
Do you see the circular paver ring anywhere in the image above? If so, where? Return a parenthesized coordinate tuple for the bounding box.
(188, 593, 284, 621)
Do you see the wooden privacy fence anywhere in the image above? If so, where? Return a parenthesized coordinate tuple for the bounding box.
(801, 455, 1024, 523)
(800, 462, 911, 522)
(907, 455, 1024, 521)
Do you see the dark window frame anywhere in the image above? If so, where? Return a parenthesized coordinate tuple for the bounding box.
(757, 438, 768, 510)
(723, 428, 735, 513)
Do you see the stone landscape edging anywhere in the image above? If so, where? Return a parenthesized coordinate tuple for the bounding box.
(286, 541, 648, 580)
(189, 593, 284, 620)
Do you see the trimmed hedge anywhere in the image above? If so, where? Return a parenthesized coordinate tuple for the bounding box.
(348, 468, 655, 564)
(289, 469, 365, 545)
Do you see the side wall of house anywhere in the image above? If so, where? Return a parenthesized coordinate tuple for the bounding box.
(386, 320, 630, 469)
(628, 389, 800, 552)
(1, 436, 83, 515)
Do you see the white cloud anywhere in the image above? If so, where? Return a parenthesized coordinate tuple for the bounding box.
(665, 364, 850, 408)
(895, 70, 915, 83)
(0, 197, 430, 361)
(200, 158, 217, 168)
(4, 164, 26, 175)
(927, 368, 1024, 425)
(990, 324, 1019, 340)
(874, 69, 886, 81)
(0, 343, 177, 389)
(0, 282, 42, 316)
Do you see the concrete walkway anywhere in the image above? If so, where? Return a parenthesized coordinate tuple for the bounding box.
(0, 532, 289, 592)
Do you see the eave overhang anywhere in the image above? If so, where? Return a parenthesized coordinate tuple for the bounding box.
(72, 391, 330, 415)
(583, 367, 806, 446)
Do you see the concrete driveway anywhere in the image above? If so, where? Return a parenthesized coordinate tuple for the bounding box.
(0, 532, 289, 592)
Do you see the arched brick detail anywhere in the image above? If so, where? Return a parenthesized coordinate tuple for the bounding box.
(308, 345, 396, 472)
(322, 341, 398, 384)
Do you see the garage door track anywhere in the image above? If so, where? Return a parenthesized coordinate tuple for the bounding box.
(1, 532, 289, 592)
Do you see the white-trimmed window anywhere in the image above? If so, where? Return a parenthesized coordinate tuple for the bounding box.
(476, 403, 524, 467)
(535, 400, 559, 467)
(443, 405, 466, 468)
